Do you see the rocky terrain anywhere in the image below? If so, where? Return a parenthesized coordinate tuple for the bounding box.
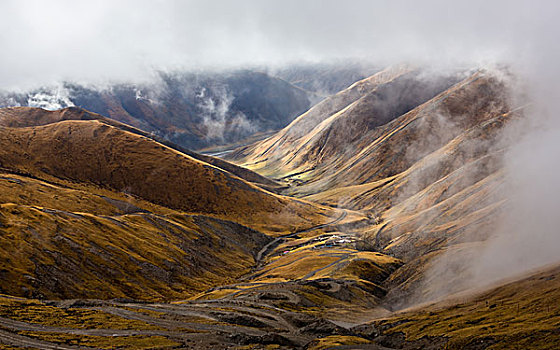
(0, 67, 557, 349)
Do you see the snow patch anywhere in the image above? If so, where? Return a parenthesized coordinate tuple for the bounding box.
(27, 85, 74, 110)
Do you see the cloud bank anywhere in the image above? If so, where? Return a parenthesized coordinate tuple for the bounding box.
(0, 0, 555, 89)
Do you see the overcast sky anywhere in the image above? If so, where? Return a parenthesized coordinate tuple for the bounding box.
(0, 0, 557, 89)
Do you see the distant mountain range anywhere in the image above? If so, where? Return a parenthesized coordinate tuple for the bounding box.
(272, 60, 380, 98)
(0, 64, 378, 150)
(0, 70, 310, 150)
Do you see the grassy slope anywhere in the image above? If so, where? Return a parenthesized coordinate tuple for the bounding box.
(375, 265, 560, 349)
(0, 186, 269, 300)
(0, 106, 283, 190)
(0, 117, 333, 235)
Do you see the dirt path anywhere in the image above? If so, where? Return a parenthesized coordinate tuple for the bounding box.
(0, 328, 96, 350)
(302, 253, 350, 280)
(0, 316, 178, 338)
(255, 210, 348, 265)
(0, 210, 367, 349)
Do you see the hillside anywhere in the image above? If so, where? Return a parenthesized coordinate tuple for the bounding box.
(0, 106, 282, 191)
(0, 107, 334, 233)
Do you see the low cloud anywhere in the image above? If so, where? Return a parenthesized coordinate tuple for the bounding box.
(0, 0, 553, 90)
(26, 84, 74, 110)
(196, 84, 256, 141)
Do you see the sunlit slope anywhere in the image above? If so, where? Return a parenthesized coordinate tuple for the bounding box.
(229, 65, 460, 178)
(229, 69, 518, 307)
(0, 106, 99, 127)
(317, 72, 508, 196)
(0, 115, 333, 234)
(228, 66, 409, 173)
(233, 69, 512, 244)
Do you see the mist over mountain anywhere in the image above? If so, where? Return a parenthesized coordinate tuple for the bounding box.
(0, 63, 556, 349)
(0, 61, 387, 150)
(271, 61, 381, 100)
(1, 1, 560, 349)
(0, 69, 314, 149)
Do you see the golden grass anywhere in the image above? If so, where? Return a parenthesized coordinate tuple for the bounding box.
(0, 297, 160, 330)
(0, 174, 119, 216)
(331, 252, 401, 282)
(0, 201, 261, 300)
(307, 335, 371, 350)
(193, 288, 243, 300)
(0, 119, 334, 235)
(255, 247, 401, 285)
(254, 251, 341, 282)
(18, 331, 180, 349)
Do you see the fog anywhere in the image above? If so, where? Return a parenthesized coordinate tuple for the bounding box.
(0, 0, 546, 90)
(2, 0, 560, 301)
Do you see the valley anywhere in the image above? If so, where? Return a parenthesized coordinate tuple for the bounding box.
(0, 66, 557, 349)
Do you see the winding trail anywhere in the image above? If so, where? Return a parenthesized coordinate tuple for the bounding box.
(0, 329, 96, 350)
(255, 210, 347, 265)
(0, 316, 177, 338)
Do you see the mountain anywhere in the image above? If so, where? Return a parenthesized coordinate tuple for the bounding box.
(0, 106, 282, 192)
(0, 70, 312, 150)
(229, 65, 464, 181)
